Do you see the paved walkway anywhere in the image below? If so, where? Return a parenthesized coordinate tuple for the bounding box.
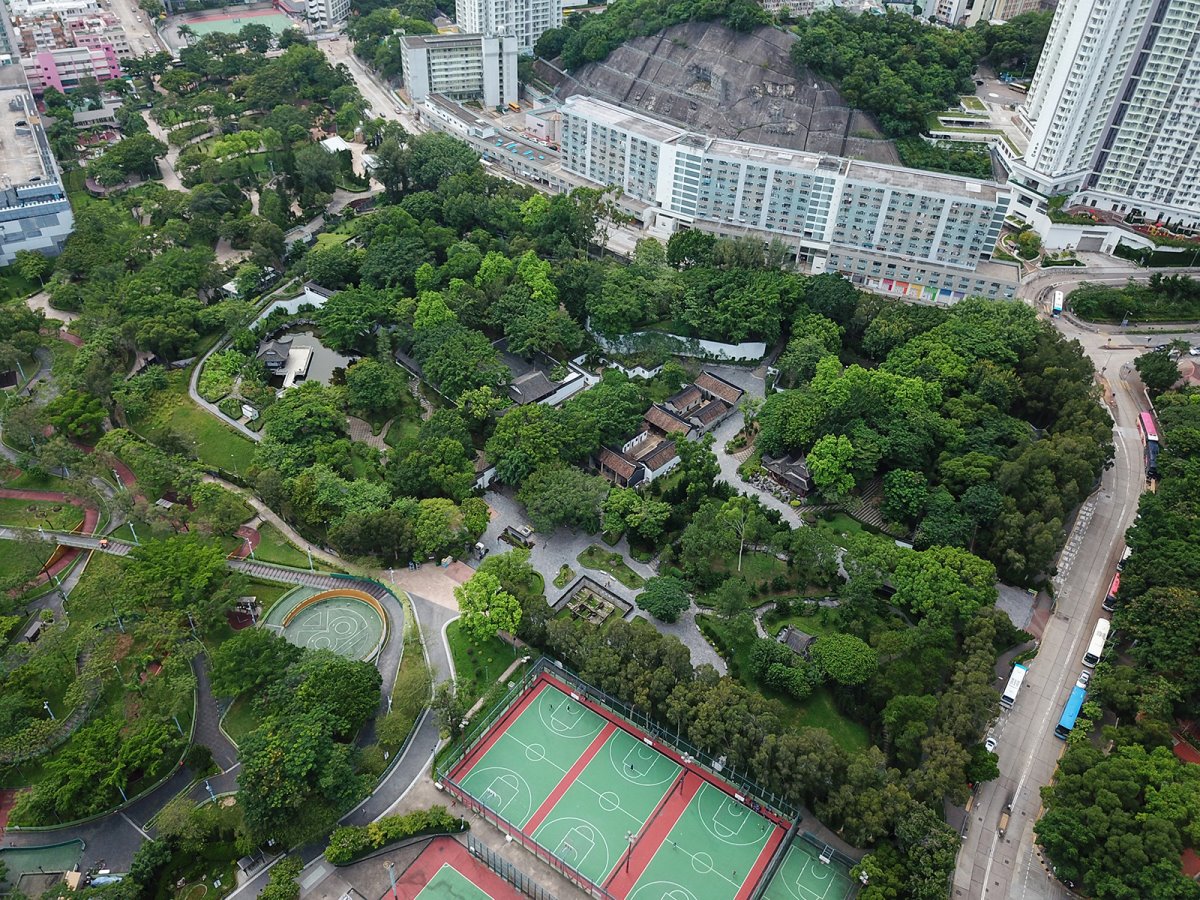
(25, 291, 78, 324)
(347, 415, 390, 451)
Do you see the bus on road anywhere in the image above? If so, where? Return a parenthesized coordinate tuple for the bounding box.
(1083, 618, 1111, 667)
(1052, 291, 1064, 316)
(1055, 684, 1088, 739)
(1138, 411, 1161, 479)
(1000, 663, 1028, 709)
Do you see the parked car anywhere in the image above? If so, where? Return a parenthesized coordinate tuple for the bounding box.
(985, 736, 998, 753)
(1078, 670, 1090, 688)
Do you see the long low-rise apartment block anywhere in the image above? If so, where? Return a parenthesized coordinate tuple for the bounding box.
(0, 65, 74, 263)
(559, 95, 1018, 302)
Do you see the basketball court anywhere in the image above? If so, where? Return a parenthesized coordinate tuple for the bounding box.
(447, 678, 787, 900)
(760, 839, 856, 900)
(262, 588, 386, 661)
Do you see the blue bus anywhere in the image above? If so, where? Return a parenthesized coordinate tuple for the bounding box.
(1055, 685, 1088, 739)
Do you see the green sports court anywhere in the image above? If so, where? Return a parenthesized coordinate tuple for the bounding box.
(761, 839, 856, 900)
(413, 864, 494, 899)
(446, 676, 791, 900)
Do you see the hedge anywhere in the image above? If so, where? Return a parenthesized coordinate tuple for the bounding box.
(324, 806, 464, 865)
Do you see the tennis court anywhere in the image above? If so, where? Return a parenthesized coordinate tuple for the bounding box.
(761, 839, 856, 900)
(448, 678, 787, 900)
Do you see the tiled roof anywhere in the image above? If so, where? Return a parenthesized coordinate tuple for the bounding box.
(696, 371, 744, 405)
(641, 441, 678, 473)
(508, 371, 557, 405)
(666, 385, 702, 411)
(599, 448, 638, 481)
(644, 404, 691, 435)
(692, 398, 730, 426)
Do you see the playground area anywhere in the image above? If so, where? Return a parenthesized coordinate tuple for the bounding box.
(0, 840, 84, 894)
(262, 587, 387, 661)
(162, 4, 299, 50)
(443, 676, 789, 900)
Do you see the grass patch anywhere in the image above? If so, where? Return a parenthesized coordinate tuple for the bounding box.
(313, 231, 352, 250)
(0, 537, 50, 587)
(383, 415, 421, 448)
(576, 545, 645, 589)
(379, 598, 431, 752)
(712, 550, 787, 583)
(446, 618, 521, 708)
(552, 564, 575, 589)
(220, 695, 260, 747)
(0, 266, 40, 301)
(129, 371, 257, 476)
(696, 613, 869, 755)
(252, 523, 310, 568)
(811, 511, 869, 548)
(245, 580, 295, 617)
(0, 497, 88, 531)
(1, 469, 68, 491)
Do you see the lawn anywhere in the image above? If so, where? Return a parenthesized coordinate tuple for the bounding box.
(713, 550, 788, 583)
(696, 613, 869, 755)
(0, 537, 49, 587)
(381, 597, 431, 752)
(130, 371, 257, 476)
(553, 564, 575, 589)
(0, 266, 40, 301)
(383, 415, 420, 448)
(252, 523, 310, 568)
(313, 231, 351, 250)
(220, 695, 261, 747)
(811, 511, 870, 548)
(576, 545, 645, 589)
(0, 497, 89, 531)
(245, 581, 296, 617)
(1, 468, 67, 491)
(446, 618, 522, 708)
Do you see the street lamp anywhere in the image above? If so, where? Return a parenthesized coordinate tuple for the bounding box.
(43, 700, 55, 721)
(385, 861, 398, 900)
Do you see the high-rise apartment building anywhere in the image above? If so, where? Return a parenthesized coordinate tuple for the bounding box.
(455, 0, 561, 54)
(401, 33, 517, 107)
(560, 96, 1016, 301)
(1008, 0, 1200, 228)
(306, 0, 350, 31)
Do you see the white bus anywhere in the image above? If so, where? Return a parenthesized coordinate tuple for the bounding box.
(1052, 291, 1064, 316)
(1000, 663, 1027, 709)
(1082, 618, 1111, 667)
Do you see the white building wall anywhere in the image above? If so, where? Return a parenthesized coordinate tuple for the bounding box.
(455, 0, 561, 53)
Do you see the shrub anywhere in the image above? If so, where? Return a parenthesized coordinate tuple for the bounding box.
(218, 396, 243, 419)
(324, 806, 464, 865)
(197, 350, 247, 402)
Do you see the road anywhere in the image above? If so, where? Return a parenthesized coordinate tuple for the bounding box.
(102, 0, 165, 57)
(317, 38, 422, 133)
(953, 271, 1161, 900)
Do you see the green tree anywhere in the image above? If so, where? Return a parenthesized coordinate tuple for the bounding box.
(718, 495, 770, 572)
(45, 389, 106, 440)
(517, 463, 609, 533)
(431, 680, 466, 739)
(260, 856, 303, 900)
(1135, 349, 1182, 396)
(892, 545, 998, 623)
(13, 249, 49, 287)
(637, 576, 691, 623)
(210, 628, 302, 697)
(456, 570, 522, 643)
(485, 404, 565, 485)
(810, 632, 878, 686)
(807, 433, 856, 499)
(602, 486, 671, 543)
(344, 358, 405, 414)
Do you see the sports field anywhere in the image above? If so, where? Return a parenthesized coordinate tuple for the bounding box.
(448, 678, 787, 900)
(761, 840, 856, 900)
(263, 588, 386, 661)
(414, 864, 493, 899)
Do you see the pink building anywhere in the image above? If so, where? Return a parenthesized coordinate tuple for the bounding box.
(23, 44, 120, 93)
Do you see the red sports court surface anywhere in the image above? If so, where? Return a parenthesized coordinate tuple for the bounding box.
(382, 836, 522, 899)
(447, 676, 787, 900)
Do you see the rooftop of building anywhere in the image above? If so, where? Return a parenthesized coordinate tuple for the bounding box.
(561, 94, 683, 143)
(401, 31, 486, 50)
(424, 93, 489, 129)
(0, 67, 51, 186)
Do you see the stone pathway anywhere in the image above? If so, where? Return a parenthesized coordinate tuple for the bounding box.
(347, 415, 389, 450)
